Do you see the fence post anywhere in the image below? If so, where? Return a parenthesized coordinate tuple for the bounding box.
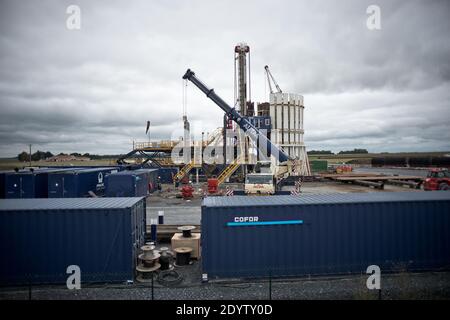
(151, 271, 154, 300)
(269, 270, 272, 300)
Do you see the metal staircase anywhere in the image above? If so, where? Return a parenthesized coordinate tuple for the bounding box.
(173, 161, 195, 183)
(217, 155, 244, 185)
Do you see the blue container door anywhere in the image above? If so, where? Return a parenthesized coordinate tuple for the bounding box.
(77, 170, 110, 197)
(6, 175, 34, 198)
(48, 175, 76, 198)
(48, 175, 63, 197)
(62, 175, 77, 197)
(135, 175, 147, 197)
(106, 175, 134, 197)
(6, 175, 21, 198)
(34, 173, 50, 198)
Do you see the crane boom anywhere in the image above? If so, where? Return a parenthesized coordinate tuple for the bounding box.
(264, 65, 282, 94)
(182, 69, 290, 163)
(265, 68, 274, 94)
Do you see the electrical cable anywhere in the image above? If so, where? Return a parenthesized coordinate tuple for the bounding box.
(157, 270, 184, 287)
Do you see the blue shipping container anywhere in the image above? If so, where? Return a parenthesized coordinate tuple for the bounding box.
(0, 197, 146, 285)
(105, 169, 158, 197)
(140, 168, 159, 193)
(201, 192, 450, 279)
(48, 167, 119, 198)
(157, 167, 178, 184)
(4, 168, 81, 199)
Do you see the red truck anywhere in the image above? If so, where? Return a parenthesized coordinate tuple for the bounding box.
(423, 168, 450, 191)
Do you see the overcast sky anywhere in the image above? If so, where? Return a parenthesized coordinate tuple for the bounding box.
(0, 0, 449, 157)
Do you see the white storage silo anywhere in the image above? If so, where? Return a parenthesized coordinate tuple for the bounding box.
(269, 92, 311, 176)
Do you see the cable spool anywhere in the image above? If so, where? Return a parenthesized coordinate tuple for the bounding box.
(136, 244, 160, 282)
(159, 247, 174, 271)
(136, 263, 161, 282)
(177, 225, 196, 238)
(174, 247, 192, 266)
(139, 244, 161, 267)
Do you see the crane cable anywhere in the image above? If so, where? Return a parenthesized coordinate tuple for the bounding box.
(264, 68, 267, 101)
(182, 78, 187, 117)
(233, 51, 237, 109)
(248, 49, 251, 106)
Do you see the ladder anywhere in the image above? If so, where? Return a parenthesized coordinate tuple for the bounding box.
(173, 161, 194, 183)
(217, 155, 244, 185)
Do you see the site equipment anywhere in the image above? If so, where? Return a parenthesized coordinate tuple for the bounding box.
(424, 168, 450, 190)
(244, 161, 275, 195)
(264, 65, 282, 94)
(182, 69, 290, 164)
(244, 173, 275, 195)
(207, 178, 219, 194)
(181, 184, 194, 199)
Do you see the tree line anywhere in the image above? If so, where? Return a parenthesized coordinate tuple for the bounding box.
(17, 151, 54, 162)
(17, 151, 124, 162)
(308, 148, 369, 155)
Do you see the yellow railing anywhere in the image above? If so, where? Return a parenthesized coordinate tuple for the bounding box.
(173, 161, 194, 182)
(134, 140, 180, 150)
(217, 155, 244, 185)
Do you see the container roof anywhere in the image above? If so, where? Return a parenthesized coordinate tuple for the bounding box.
(0, 197, 144, 211)
(49, 167, 117, 174)
(133, 168, 159, 173)
(108, 168, 158, 175)
(3, 168, 83, 175)
(202, 191, 450, 207)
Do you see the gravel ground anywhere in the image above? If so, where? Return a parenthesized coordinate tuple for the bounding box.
(1, 268, 449, 300)
(145, 181, 419, 225)
(147, 206, 201, 224)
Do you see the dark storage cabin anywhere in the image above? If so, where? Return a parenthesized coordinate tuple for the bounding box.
(0, 197, 146, 285)
(157, 167, 178, 184)
(105, 169, 158, 197)
(48, 167, 119, 198)
(4, 168, 81, 199)
(202, 192, 450, 279)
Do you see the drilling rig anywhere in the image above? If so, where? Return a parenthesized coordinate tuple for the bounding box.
(183, 69, 299, 193)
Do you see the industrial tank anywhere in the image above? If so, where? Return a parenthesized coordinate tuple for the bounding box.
(269, 92, 310, 175)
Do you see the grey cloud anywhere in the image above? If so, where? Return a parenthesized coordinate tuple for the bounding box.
(0, 0, 449, 157)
